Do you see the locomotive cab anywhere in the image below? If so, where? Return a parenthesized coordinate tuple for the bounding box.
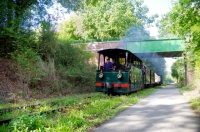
(95, 48, 144, 95)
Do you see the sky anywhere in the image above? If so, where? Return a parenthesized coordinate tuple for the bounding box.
(144, 0, 173, 16)
(143, 0, 173, 37)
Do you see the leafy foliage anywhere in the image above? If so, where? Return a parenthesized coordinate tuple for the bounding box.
(57, 16, 83, 41)
(171, 58, 185, 86)
(55, 43, 96, 90)
(58, 0, 99, 12)
(9, 114, 47, 131)
(36, 21, 58, 61)
(57, 0, 157, 41)
(164, 71, 174, 84)
(80, 0, 138, 39)
(0, 0, 51, 58)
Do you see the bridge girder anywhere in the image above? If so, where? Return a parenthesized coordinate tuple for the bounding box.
(85, 38, 185, 58)
(124, 39, 185, 58)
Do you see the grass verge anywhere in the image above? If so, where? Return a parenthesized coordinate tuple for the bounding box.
(179, 85, 200, 116)
(0, 86, 163, 132)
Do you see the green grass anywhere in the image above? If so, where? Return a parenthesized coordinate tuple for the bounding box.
(0, 94, 92, 120)
(0, 86, 163, 132)
(179, 85, 194, 94)
(191, 98, 200, 111)
(178, 85, 200, 115)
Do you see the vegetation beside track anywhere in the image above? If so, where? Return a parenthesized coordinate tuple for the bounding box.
(0, 86, 163, 132)
(179, 85, 200, 116)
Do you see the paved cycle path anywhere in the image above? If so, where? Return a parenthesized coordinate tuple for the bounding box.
(92, 84, 200, 132)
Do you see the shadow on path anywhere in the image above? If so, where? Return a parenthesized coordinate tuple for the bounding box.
(92, 84, 200, 132)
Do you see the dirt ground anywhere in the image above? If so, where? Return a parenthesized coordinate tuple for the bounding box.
(0, 58, 29, 103)
(0, 58, 94, 104)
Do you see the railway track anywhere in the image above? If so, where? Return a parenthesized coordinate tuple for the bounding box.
(0, 105, 68, 125)
(0, 95, 93, 125)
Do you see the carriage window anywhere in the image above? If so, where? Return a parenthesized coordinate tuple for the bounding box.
(133, 61, 138, 65)
(119, 58, 125, 65)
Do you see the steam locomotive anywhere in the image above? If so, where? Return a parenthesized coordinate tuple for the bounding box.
(95, 48, 162, 95)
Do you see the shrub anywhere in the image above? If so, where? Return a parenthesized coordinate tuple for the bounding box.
(55, 43, 96, 92)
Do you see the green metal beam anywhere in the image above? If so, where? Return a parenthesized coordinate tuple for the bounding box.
(124, 39, 185, 53)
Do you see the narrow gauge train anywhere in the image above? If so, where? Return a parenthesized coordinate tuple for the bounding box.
(95, 48, 161, 95)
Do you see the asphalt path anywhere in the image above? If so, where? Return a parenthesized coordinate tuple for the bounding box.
(92, 84, 200, 132)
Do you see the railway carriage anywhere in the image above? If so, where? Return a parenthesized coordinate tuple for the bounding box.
(95, 48, 161, 95)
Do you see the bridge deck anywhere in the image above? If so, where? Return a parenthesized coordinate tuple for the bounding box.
(85, 39, 185, 58)
(124, 39, 185, 57)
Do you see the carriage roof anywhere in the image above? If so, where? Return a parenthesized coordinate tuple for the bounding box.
(97, 48, 142, 62)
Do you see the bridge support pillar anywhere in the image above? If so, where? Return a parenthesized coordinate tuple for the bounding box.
(185, 63, 187, 85)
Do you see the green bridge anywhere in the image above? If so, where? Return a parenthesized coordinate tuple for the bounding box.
(123, 39, 185, 58)
(86, 38, 185, 58)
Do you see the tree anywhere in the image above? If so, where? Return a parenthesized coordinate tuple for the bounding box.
(158, 0, 200, 55)
(158, 0, 200, 87)
(0, 0, 52, 58)
(57, 15, 83, 41)
(171, 58, 185, 86)
(165, 71, 174, 83)
(157, 13, 178, 39)
(171, 64, 179, 82)
(57, 0, 157, 41)
(57, 0, 99, 12)
(80, 0, 138, 40)
(0, 0, 97, 58)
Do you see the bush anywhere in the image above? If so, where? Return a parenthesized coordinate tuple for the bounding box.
(55, 43, 96, 92)
(12, 48, 44, 83)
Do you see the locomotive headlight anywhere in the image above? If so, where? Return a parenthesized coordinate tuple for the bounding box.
(99, 72, 104, 78)
(117, 70, 122, 79)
